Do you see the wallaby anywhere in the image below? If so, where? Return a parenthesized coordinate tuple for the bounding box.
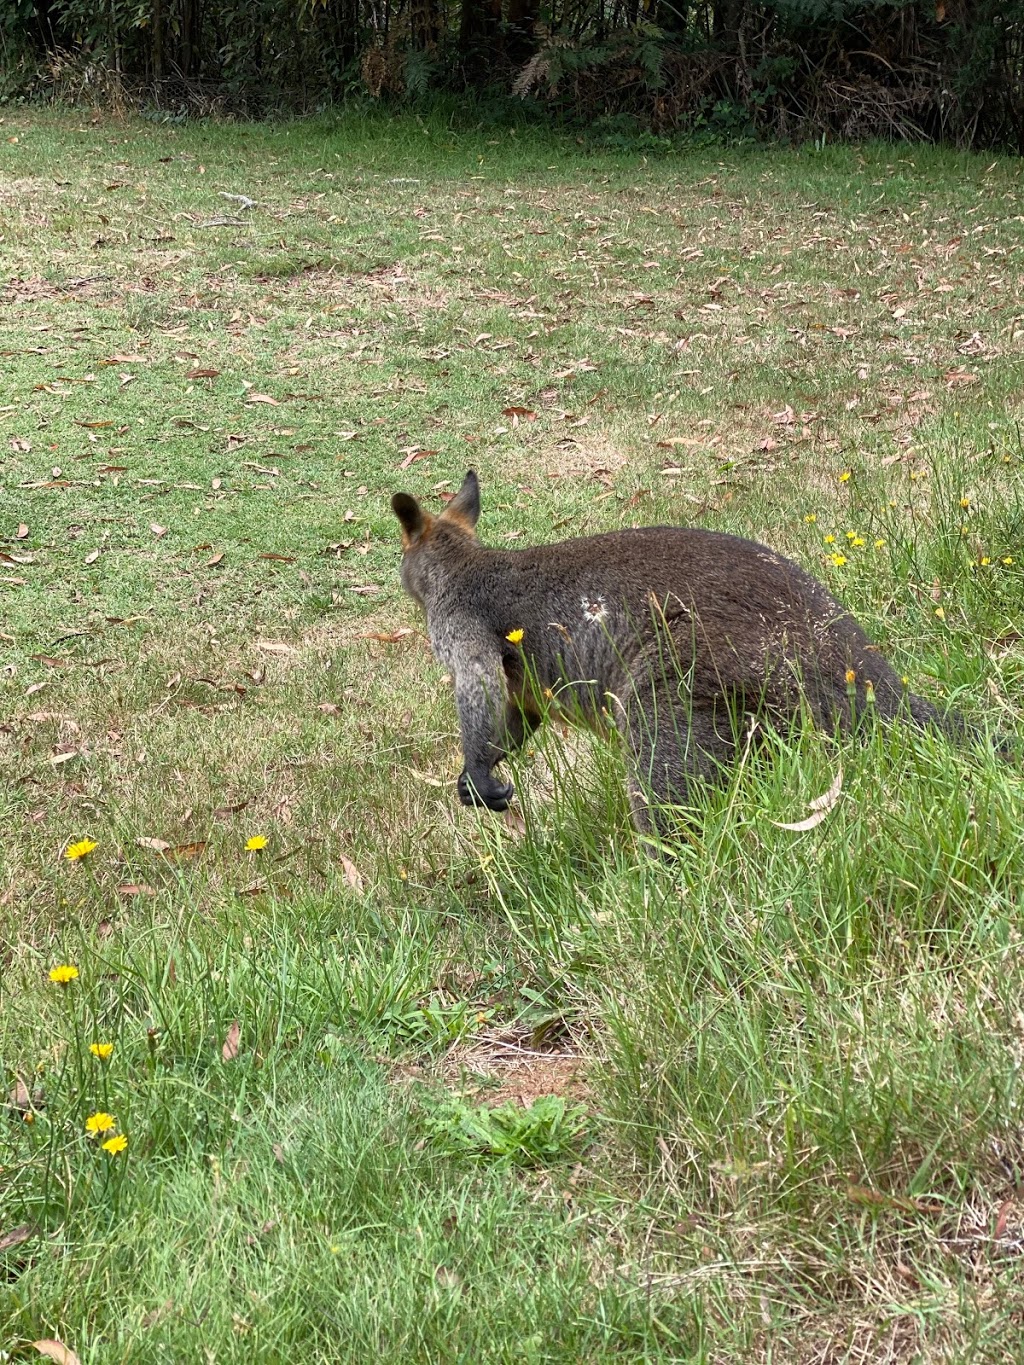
(391, 470, 967, 836)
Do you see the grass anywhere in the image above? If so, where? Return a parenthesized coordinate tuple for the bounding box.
(1, 106, 1023, 1362)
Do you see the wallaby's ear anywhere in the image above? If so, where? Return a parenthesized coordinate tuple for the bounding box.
(392, 491, 430, 546)
(443, 469, 481, 530)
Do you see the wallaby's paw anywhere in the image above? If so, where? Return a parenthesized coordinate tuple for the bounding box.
(458, 770, 514, 812)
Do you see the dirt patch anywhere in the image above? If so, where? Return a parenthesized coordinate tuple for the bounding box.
(440, 1030, 590, 1108)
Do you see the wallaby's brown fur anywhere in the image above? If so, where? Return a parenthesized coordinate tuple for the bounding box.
(392, 471, 963, 835)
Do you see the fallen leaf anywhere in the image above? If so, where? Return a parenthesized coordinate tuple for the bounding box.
(207, 552, 224, 567)
(317, 702, 341, 714)
(137, 836, 171, 852)
(0, 1224, 33, 1253)
(500, 808, 528, 836)
(359, 629, 413, 644)
(340, 855, 363, 891)
(163, 841, 207, 862)
(150, 523, 167, 539)
(117, 883, 156, 897)
(84, 549, 100, 565)
(502, 406, 537, 421)
(259, 552, 295, 563)
(32, 1342, 81, 1365)
(246, 393, 280, 406)
(808, 767, 844, 812)
(255, 641, 296, 655)
(222, 1020, 241, 1061)
(75, 419, 114, 429)
(8, 1077, 31, 1110)
(411, 768, 443, 787)
(186, 368, 220, 379)
(771, 768, 843, 831)
(398, 448, 436, 470)
(213, 800, 249, 819)
(16, 523, 28, 539)
(25, 681, 48, 697)
(140, 1300, 174, 1330)
(943, 369, 978, 387)
(31, 655, 68, 667)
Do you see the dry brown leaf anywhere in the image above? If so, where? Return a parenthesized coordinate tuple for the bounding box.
(0, 1223, 33, 1253)
(317, 702, 341, 715)
(259, 552, 295, 563)
(943, 369, 978, 387)
(771, 769, 843, 831)
(84, 549, 100, 565)
(16, 523, 28, 539)
(186, 368, 220, 379)
(807, 767, 844, 813)
(246, 393, 280, 406)
(32, 1342, 81, 1365)
(117, 883, 156, 897)
(136, 836, 171, 852)
(255, 641, 296, 656)
(150, 524, 167, 539)
(163, 841, 207, 862)
(222, 1020, 241, 1061)
(398, 448, 437, 470)
(340, 855, 363, 891)
(207, 552, 224, 567)
(8, 1077, 31, 1110)
(359, 629, 413, 644)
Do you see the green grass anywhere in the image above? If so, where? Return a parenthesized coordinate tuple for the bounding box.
(1, 108, 1023, 1363)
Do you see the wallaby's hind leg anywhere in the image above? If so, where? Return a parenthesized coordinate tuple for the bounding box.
(624, 696, 737, 838)
(498, 698, 542, 760)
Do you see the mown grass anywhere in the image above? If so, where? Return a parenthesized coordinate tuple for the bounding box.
(1, 108, 1023, 1363)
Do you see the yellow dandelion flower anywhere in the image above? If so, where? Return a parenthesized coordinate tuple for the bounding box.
(901, 675, 910, 687)
(505, 628, 525, 645)
(101, 1133, 128, 1155)
(979, 556, 991, 566)
(960, 497, 971, 509)
(845, 669, 856, 684)
(89, 1042, 114, 1060)
(49, 964, 79, 984)
(804, 513, 817, 524)
(23, 1112, 34, 1125)
(1003, 556, 1014, 566)
(823, 534, 836, 545)
(934, 606, 946, 620)
(830, 554, 847, 567)
(245, 835, 268, 852)
(874, 538, 885, 549)
(65, 839, 97, 861)
(85, 1111, 116, 1136)
(839, 471, 852, 483)
(850, 537, 865, 547)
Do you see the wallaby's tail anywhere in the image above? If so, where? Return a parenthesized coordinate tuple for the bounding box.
(875, 670, 1012, 759)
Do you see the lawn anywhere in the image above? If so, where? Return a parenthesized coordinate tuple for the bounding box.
(1, 107, 1023, 1363)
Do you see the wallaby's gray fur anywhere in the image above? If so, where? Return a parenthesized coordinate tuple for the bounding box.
(392, 470, 966, 836)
